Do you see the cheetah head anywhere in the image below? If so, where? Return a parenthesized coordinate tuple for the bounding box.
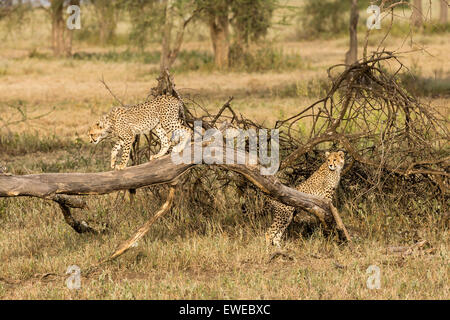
(325, 151, 345, 172)
(88, 116, 111, 144)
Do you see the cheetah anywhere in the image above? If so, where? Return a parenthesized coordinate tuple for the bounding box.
(265, 151, 345, 247)
(88, 94, 191, 170)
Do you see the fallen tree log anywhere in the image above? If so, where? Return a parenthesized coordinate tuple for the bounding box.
(0, 147, 351, 243)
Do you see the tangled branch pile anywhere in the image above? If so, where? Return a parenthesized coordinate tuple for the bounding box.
(276, 52, 449, 214)
(137, 53, 449, 225)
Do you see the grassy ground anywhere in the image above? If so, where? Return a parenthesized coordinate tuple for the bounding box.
(0, 5, 449, 299)
(0, 192, 447, 299)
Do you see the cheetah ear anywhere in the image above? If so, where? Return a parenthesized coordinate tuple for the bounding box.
(325, 151, 330, 158)
(338, 151, 344, 158)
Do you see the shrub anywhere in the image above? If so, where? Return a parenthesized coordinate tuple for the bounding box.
(174, 50, 214, 72)
(0, 132, 71, 156)
(296, 0, 371, 39)
(229, 45, 304, 72)
(72, 50, 160, 64)
(400, 72, 450, 97)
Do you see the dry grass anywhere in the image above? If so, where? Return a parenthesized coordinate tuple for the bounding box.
(0, 7, 449, 299)
(0, 193, 448, 299)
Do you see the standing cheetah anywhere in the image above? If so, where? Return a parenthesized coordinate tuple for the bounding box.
(88, 95, 191, 170)
(266, 151, 345, 247)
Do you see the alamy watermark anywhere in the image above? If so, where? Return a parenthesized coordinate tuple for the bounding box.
(66, 265, 81, 290)
(38, 0, 81, 30)
(170, 121, 280, 176)
(366, 265, 381, 289)
(366, 5, 381, 30)
(66, 4, 81, 30)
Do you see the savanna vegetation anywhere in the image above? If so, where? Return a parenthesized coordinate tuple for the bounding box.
(0, 0, 448, 299)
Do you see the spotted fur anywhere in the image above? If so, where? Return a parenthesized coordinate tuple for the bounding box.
(265, 151, 345, 247)
(88, 95, 191, 170)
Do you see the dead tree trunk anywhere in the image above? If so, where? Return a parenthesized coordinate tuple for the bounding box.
(345, 0, 359, 66)
(0, 147, 350, 242)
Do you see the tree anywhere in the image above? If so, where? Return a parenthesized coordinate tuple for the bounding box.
(160, 0, 197, 72)
(230, 0, 276, 48)
(91, 0, 121, 45)
(0, 0, 29, 32)
(64, 0, 80, 56)
(411, 0, 423, 28)
(0, 0, 15, 20)
(440, 0, 448, 24)
(345, 0, 359, 66)
(299, 0, 352, 38)
(47, 0, 79, 57)
(50, 0, 65, 56)
(124, 0, 197, 70)
(125, 0, 165, 50)
(195, 0, 230, 69)
(126, 0, 276, 70)
(196, 0, 277, 69)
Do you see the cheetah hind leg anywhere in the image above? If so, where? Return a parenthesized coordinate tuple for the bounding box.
(149, 123, 170, 161)
(266, 204, 295, 248)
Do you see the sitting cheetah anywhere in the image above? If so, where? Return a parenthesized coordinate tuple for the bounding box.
(88, 94, 191, 170)
(266, 151, 345, 247)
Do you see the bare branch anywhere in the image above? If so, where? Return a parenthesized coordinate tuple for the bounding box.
(100, 75, 126, 107)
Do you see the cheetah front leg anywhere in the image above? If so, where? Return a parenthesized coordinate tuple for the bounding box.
(110, 141, 123, 170)
(265, 202, 295, 247)
(115, 135, 134, 170)
(150, 123, 170, 161)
